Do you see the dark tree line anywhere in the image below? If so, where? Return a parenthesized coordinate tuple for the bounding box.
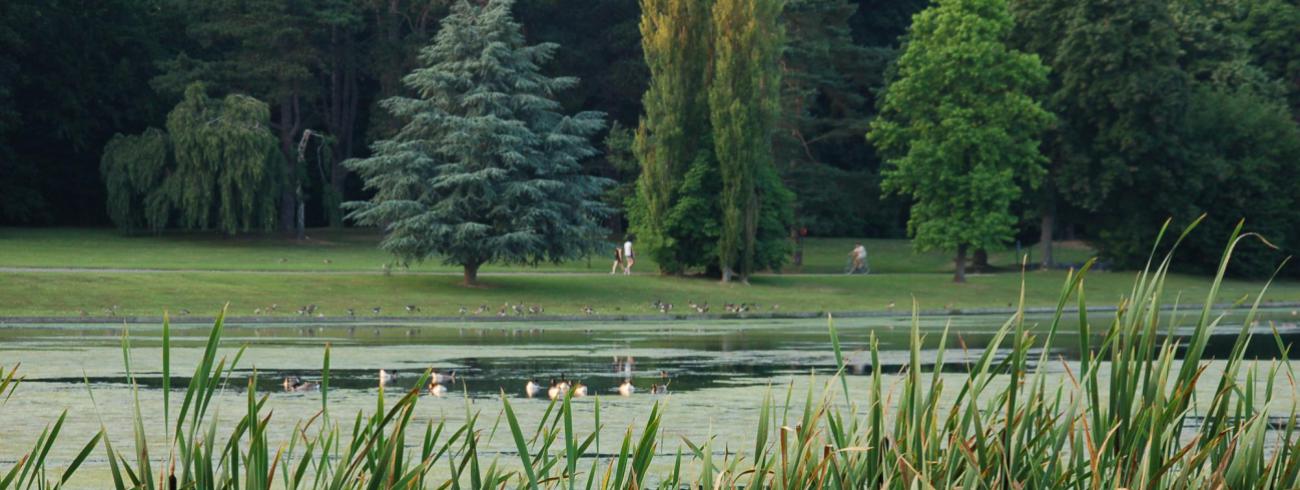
(4, 0, 1299, 278)
(0, 0, 916, 239)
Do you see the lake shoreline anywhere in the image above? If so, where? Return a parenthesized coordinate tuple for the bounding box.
(4, 300, 1296, 325)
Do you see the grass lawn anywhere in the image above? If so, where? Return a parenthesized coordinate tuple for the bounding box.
(0, 228, 1094, 274)
(0, 227, 1290, 319)
(1, 268, 1296, 319)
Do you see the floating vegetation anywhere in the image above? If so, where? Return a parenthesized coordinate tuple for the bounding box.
(3, 220, 1300, 488)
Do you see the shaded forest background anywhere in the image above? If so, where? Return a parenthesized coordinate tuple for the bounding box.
(0, 0, 922, 238)
(3, 0, 1299, 278)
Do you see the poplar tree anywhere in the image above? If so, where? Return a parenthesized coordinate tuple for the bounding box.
(344, 0, 609, 285)
(710, 0, 787, 282)
(629, 0, 713, 273)
(869, 0, 1051, 283)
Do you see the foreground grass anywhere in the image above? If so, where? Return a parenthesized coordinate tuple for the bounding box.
(0, 227, 1094, 274)
(3, 223, 1299, 489)
(3, 268, 1300, 318)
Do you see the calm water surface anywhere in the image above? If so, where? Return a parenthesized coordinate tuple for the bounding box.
(2, 310, 1297, 487)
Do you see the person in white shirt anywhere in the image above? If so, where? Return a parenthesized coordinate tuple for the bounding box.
(849, 243, 868, 274)
(622, 237, 635, 275)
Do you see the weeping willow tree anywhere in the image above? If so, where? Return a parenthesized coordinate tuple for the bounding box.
(100, 127, 171, 233)
(100, 83, 283, 234)
(166, 83, 282, 233)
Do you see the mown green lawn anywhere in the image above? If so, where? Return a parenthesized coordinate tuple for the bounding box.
(0, 227, 1290, 319)
(1, 268, 1295, 318)
(0, 228, 1092, 274)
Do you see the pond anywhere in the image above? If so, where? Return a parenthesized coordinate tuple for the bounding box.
(2, 309, 1298, 487)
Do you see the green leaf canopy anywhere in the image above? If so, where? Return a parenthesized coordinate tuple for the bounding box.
(869, 0, 1051, 281)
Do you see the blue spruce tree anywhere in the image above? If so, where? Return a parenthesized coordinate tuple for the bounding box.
(345, 0, 610, 285)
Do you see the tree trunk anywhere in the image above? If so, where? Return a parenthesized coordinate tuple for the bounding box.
(973, 248, 989, 272)
(463, 261, 481, 286)
(792, 227, 803, 267)
(276, 96, 301, 235)
(741, 192, 758, 279)
(279, 98, 297, 231)
(721, 266, 734, 283)
(954, 244, 968, 283)
(1040, 209, 1054, 269)
(326, 26, 359, 228)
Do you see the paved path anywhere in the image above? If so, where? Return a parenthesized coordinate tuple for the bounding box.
(0, 266, 869, 277)
(0, 266, 638, 275)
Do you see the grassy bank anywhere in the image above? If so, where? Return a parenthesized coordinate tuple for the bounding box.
(1, 227, 1294, 319)
(3, 268, 1299, 318)
(0, 227, 1094, 274)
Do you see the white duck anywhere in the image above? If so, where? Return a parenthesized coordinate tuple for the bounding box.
(525, 379, 542, 398)
(617, 379, 635, 397)
(428, 381, 447, 397)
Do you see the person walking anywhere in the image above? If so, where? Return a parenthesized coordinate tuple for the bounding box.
(610, 244, 624, 274)
(848, 242, 869, 274)
(622, 236, 635, 275)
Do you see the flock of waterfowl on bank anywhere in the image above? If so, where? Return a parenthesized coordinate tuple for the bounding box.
(82, 299, 782, 318)
(281, 356, 670, 399)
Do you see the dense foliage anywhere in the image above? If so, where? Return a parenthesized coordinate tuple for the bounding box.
(629, 0, 795, 278)
(870, 0, 1051, 282)
(100, 128, 170, 233)
(4, 0, 1300, 277)
(101, 84, 283, 235)
(1008, 0, 1300, 277)
(343, 0, 610, 285)
(3, 0, 919, 238)
(628, 0, 715, 274)
(778, 0, 884, 238)
(710, 0, 789, 282)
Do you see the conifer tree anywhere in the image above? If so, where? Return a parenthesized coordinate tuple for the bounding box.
(629, 0, 713, 274)
(869, 0, 1051, 283)
(344, 0, 609, 285)
(778, 0, 878, 238)
(710, 0, 787, 282)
